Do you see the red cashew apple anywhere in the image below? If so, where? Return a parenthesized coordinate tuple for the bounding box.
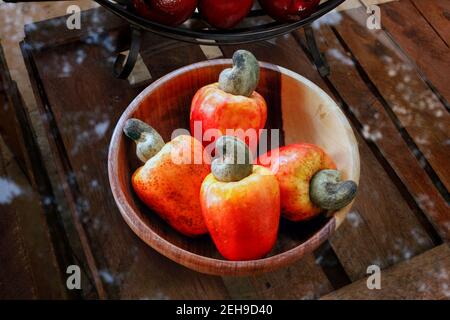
(259, 0, 320, 22)
(198, 0, 254, 29)
(124, 118, 209, 237)
(132, 0, 197, 26)
(201, 136, 280, 260)
(190, 50, 267, 151)
(258, 143, 357, 222)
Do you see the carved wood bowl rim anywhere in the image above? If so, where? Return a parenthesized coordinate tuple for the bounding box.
(108, 59, 360, 276)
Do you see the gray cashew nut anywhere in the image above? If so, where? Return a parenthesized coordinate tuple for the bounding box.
(218, 50, 260, 97)
(123, 118, 165, 163)
(212, 136, 253, 182)
(310, 169, 358, 211)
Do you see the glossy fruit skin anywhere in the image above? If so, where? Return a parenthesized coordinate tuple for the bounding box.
(198, 0, 254, 29)
(257, 143, 336, 221)
(132, 135, 209, 236)
(259, 0, 320, 22)
(201, 165, 280, 260)
(132, 0, 197, 26)
(190, 83, 267, 149)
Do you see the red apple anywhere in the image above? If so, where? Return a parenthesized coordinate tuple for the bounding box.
(132, 0, 197, 26)
(198, 0, 254, 29)
(259, 0, 320, 22)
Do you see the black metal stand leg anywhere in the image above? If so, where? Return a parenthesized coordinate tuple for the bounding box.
(114, 27, 142, 79)
(304, 25, 330, 77)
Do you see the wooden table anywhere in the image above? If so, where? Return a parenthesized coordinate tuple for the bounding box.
(3, 0, 449, 299)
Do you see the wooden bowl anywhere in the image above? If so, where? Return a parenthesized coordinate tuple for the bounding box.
(108, 60, 360, 276)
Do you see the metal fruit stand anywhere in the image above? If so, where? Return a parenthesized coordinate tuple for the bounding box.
(4, 0, 345, 78)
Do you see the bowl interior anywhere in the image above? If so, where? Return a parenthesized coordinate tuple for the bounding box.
(110, 61, 359, 271)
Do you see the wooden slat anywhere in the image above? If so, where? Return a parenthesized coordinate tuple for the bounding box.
(0, 39, 99, 299)
(410, 0, 450, 46)
(221, 32, 435, 282)
(0, 138, 67, 299)
(309, 20, 449, 241)
(0, 142, 37, 299)
(1, 41, 90, 299)
(380, 0, 450, 104)
(322, 244, 450, 300)
(0, 43, 28, 175)
(333, 6, 450, 191)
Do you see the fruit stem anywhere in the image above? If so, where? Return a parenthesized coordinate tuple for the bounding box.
(123, 118, 165, 162)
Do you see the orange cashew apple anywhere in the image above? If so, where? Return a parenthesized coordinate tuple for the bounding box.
(257, 143, 357, 222)
(124, 118, 209, 237)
